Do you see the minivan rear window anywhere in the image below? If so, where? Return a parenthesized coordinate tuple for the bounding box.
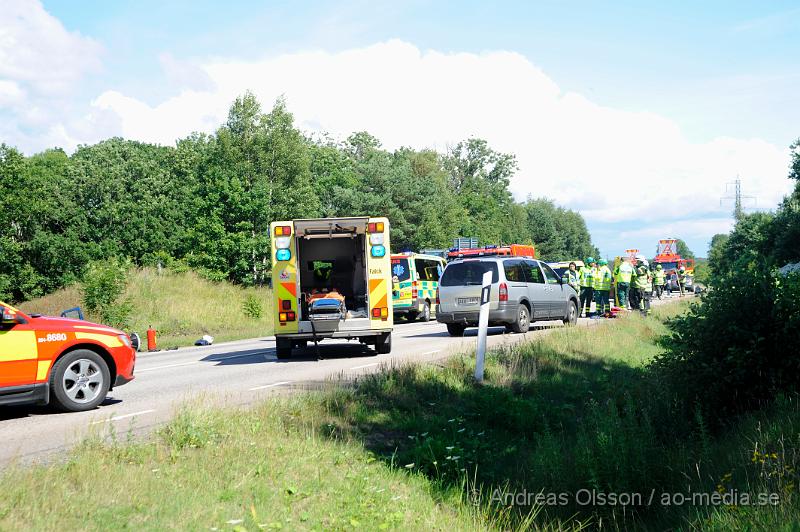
(440, 261, 499, 286)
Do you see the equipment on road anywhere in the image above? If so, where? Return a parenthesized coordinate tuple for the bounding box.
(147, 326, 158, 351)
(0, 300, 136, 411)
(270, 217, 393, 360)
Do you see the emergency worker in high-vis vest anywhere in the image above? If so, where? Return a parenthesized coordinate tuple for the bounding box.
(578, 257, 596, 317)
(594, 259, 613, 315)
(614, 258, 634, 308)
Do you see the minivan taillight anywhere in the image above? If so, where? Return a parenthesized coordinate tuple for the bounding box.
(435, 287, 439, 305)
(499, 282, 508, 302)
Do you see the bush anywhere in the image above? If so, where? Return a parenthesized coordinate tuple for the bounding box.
(81, 258, 133, 329)
(652, 261, 800, 426)
(242, 294, 263, 319)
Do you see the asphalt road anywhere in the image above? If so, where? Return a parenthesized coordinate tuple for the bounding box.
(0, 296, 686, 466)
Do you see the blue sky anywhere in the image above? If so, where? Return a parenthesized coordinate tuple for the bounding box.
(5, 1, 799, 257)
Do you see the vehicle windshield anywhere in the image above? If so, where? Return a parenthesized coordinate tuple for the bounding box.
(440, 261, 499, 286)
(658, 261, 678, 271)
(391, 258, 411, 282)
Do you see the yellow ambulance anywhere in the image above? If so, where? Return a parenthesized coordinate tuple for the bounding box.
(270, 217, 393, 359)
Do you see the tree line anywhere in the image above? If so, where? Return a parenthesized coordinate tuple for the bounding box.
(0, 92, 597, 303)
(654, 137, 800, 427)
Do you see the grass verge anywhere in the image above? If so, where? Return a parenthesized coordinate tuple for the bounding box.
(19, 268, 274, 348)
(2, 301, 798, 530)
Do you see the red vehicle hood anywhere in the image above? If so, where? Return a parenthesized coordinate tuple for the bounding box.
(28, 315, 125, 336)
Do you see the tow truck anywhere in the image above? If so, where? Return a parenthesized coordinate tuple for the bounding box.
(652, 239, 695, 292)
(0, 302, 136, 411)
(270, 217, 393, 359)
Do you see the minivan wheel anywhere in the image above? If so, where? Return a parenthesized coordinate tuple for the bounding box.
(510, 305, 530, 334)
(564, 301, 578, 326)
(446, 323, 466, 337)
(50, 349, 110, 412)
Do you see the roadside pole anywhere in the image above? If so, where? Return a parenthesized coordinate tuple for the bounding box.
(475, 270, 492, 383)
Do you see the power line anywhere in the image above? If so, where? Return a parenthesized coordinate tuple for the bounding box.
(720, 175, 756, 221)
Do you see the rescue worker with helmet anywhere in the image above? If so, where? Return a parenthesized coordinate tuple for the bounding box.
(562, 261, 580, 292)
(613, 258, 634, 309)
(653, 264, 666, 299)
(631, 256, 652, 316)
(677, 266, 687, 296)
(594, 258, 613, 316)
(578, 257, 596, 317)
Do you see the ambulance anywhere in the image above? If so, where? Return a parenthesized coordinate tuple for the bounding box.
(270, 217, 393, 359)
(391, 252, 446, 322)
(0, 301, 136, 411)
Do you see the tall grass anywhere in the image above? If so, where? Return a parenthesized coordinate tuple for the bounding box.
(19, 268, 274, 348)
(3, 300, 798, 530)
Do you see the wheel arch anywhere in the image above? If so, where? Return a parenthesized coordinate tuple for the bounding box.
(54, 343, 117, 390)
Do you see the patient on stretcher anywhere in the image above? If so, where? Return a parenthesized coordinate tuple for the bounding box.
(307, 288, 346, 319)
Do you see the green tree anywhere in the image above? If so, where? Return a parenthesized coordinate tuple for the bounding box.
(443, 138, 518, 245)
(675, 238, 694, 260)
(188, 94, 319, 285)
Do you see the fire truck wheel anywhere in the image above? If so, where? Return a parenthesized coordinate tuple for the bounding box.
(421, 301, 432, 322)
(50, 350, 110, 412)
(376, 333, 392, 354)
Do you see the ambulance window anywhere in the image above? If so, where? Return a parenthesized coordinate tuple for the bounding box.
(310, 261, 334, 283)
(415, 259, 440, 282)
(392, 258, 411, 282)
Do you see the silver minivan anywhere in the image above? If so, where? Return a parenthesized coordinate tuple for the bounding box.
(436, 257, 579, 336)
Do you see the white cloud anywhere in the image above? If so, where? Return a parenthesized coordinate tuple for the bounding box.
(2, 27, 793, 248)
(618, 218, 735, 242)
(91, 40, 793, 239)
(0, 0, 101, 94)
(0, 0, 103, 151)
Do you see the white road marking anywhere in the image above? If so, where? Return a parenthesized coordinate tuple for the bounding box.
(350, 362, 380, 370)
(136, 361, 198, 372)
(249, 381, 291, 391)
(90, 409, 156, 425)
(421, 350, 441, 355)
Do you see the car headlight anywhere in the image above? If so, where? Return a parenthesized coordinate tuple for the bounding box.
(118, 334, 132, 347)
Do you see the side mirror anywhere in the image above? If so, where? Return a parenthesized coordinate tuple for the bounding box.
(1, 306, 23, 327)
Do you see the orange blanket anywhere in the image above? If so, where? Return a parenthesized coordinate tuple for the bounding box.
(307, 289, 345, 304)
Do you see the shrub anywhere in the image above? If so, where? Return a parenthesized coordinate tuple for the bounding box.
(81, 257, 133, 329)
(242, 294, 263, 319)
(652, 261, 800, 427)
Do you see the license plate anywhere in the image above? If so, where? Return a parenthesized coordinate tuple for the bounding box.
(457, 297, 479, 305)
